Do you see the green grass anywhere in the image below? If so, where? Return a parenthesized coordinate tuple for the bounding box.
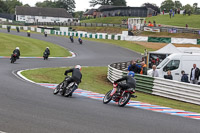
(81, 15, 200, 29)
(0, 32, 71, 57)
(21, 67, 200, 113)
(81, 16, 130, 24)
(145, 14, 200, 29)
(82, 37, 154, 53)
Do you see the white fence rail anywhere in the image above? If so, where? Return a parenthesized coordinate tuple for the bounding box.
(108, 62, 200, 105)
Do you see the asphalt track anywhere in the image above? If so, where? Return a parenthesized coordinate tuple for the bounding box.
(0, 29, 200, 133)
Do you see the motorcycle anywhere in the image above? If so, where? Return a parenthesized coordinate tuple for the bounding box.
(43, 52, 49, 60)
(78, 39, 82, 44)
(70, 37, 74, 43)
(27, 32, 31, 37)
(53, 76, 78, 97)
(44, 32, 47, 37)
(10, 53, 17, 63)
(103, 83, 137, 107)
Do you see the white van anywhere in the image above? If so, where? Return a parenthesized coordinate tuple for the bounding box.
(148, 53, 200, 81)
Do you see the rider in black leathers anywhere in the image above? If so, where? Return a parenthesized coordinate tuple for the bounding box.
(13, 47, 20, 59)
(114, 71, 136, 93)
(64, 65, 82, 94)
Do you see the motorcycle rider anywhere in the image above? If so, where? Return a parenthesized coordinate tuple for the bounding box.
(64, 65, 82, 96)
(78, 37, 82, 43)
(43, 47, 50, 59)
(13, 47, 20, 59)
(70, 36, 74, 42)
(114, 71, 136, 96)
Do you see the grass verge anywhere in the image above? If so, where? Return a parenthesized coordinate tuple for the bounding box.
(82, 37, 155, 53)
(0, 32, 71, 57)
(21, 67, 200, 113)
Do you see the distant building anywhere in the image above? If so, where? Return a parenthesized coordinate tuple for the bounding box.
(15, 6, 73, 23)
(83, 9, 98, 18)
(83, 5, 154, 18)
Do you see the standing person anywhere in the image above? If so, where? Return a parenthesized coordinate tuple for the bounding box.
(190, 64, 200, 84)
(128, 60, 141, 74)
(152, 65, 159, 77)
(164, 70, 173, 80)
(140, 61, 147, 75)
(186, 24, 188, 29)
(181, 70, 189, 83)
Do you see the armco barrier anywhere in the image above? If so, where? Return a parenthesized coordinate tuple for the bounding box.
(108, 63, 154, 94)
(153, 78, 200, 105)
(108, 61, 200, 105)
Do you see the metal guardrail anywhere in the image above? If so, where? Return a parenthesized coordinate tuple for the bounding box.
(108, 61, 200, 105)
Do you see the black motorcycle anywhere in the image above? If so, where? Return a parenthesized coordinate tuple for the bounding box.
(53, 76, 78, 97)
(43, 52, 49, 60)
(27, 32, 30, 37)
(10, 53, 17, 63)
(70, 37, 74, 43)
(44, 32, 47, 37)
(78, 39, 82, 44)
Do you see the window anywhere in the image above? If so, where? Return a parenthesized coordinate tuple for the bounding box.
(163, 60, 180, 72)
(157, 58, 169, 69)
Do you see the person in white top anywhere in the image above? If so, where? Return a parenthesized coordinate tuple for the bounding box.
(152, 65, 159, 77)
(190, 64, 199, 84)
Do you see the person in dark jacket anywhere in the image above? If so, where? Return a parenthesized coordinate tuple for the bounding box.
(45, 47, 50, 55)
(190, 64, 200, 84)
(164, 70, 173, 80)
(64, 65, 82, 85)
(181, 70, 189, 83)
(13, 47, 20, 59)
(114, 71, 136, 94)
(128, 60, 141, 74)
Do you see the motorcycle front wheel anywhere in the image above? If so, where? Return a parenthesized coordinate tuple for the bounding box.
(103, 90, 112, 104)
(118, 93, 131, 107)
(53, 82, 63, 95)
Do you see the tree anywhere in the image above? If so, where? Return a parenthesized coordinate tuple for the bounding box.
(4, 0, 23, 13)
(142, 3, 160, 13)
(0, 0, 7, 13)
(111, 0, 126, 6)
(89, 0, 126, 7)
(174, 0, 182, 9)
(160, 0, 174, 12)
(182, 4, 194, 13)
(193, 3, 198, 12)
(35, 0, 76, 13)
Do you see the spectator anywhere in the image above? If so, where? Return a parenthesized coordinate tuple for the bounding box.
(153, 20, 156, 27)
(128, 60, 141, 74)
(152, 65, 159, 77)
(140, 61, 147, 75)
(190, 64, 200, 84)
(181, 70, 189, 83)
(186, 24, 188, 29)
(164, 70, 173, 80)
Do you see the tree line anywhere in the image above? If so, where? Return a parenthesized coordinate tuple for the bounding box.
(0, 0, 199, 14)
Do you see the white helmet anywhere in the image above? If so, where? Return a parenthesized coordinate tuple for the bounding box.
(46, 47, 49, 49)
(75, 65, 81, 70)
(16, 47, 19, 50)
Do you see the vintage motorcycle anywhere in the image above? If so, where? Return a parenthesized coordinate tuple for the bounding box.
(53, 76, 78, 97)
(103, 83, 137, 107)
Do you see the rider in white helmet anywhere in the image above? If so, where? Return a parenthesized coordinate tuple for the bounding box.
(13, 47, 20, 59)
(63, 65, 82, 95)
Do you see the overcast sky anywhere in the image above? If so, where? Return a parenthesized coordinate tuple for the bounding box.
(19, 0, 200, 11)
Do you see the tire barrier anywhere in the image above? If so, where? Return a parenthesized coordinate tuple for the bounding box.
(108, 61, 200, 105)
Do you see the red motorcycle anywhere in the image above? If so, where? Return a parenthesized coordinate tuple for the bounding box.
(10, 53, 17, 63)
(103, 83, 137, 107)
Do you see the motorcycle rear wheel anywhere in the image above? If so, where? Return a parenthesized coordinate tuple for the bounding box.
(118, 93, 131, 107)
(103, 90, 112, 104)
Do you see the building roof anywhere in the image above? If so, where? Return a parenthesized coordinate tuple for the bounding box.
(83, 9, 97, 15)
(98, 5, 148, 12)
(16, 6, 73, 18)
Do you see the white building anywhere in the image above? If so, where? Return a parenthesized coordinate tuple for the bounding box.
(15, 6, 73, 23)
